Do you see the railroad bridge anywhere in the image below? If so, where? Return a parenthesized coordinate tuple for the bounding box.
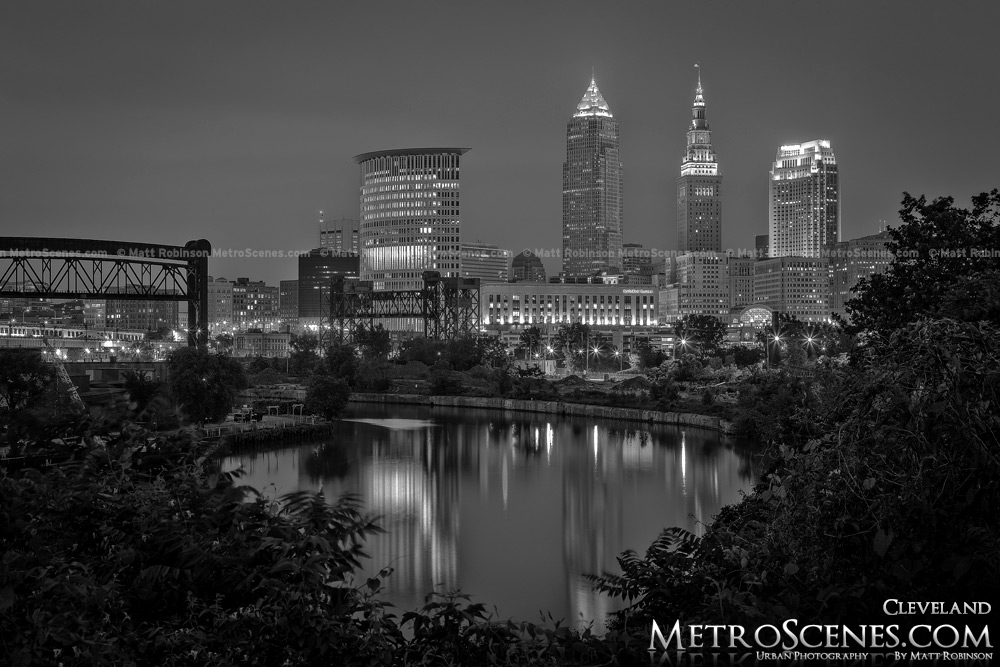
(0, 237, 210, 347)
(329, 271, 480, 341)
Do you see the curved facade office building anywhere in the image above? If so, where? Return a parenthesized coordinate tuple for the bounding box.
(355, 147, 469, 292)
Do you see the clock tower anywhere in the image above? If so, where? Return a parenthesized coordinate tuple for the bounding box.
(676, 65, 723, 252)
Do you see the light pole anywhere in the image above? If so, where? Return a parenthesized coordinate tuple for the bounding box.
(614, 347, 623, 375)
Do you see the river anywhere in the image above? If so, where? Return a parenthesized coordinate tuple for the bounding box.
(220, 403, 760, 630)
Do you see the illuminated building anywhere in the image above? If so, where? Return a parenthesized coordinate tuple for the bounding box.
(296, 248, 360, 332)
(233, 330, 291, 358)
(355, 148, 467, 292)
(755, 234, 769, 259)
(460, 242, 510, 282)
(231, 277, 280, 332)
(562, 75, 623, 278)
(279, 280, 298, 329)
(318, 213, 360, 255)
(769, 140, 840, 258)
(511, 250, 547, 282)
(830, 230, 892, 320)
(676, 66, 722, 253)
(727, 255, 755, 309)
(481, 282, 656, 328)
(753, 257, 830, 322)
(622, 243, 653, 285)
(657, 253, 729, 323)
(208, 276, 234, 332)
(725, 305, 776, 345)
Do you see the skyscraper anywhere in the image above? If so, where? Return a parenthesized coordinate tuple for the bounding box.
(355, 148, 468, 292)
(562, 75, 623, 279)
(768, 140, 840, 258)
(676, 66, 722, 252)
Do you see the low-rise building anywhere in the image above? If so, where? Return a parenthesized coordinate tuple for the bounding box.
(234, 330, 291, 358)
(481, 281, 657, 328)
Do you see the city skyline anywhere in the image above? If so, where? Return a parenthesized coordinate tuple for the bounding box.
(2, 1, 998, 287)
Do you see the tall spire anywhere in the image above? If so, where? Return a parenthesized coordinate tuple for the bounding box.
(574, 72, 613, 118)
(690, 64, 708, 130)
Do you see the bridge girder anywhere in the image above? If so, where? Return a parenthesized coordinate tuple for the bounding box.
(0, 237, 211, 348)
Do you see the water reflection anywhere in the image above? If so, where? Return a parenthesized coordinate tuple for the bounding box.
(222, 404, 759, 629)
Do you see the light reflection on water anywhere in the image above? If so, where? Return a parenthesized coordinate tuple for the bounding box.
(221, 403, 759, 630)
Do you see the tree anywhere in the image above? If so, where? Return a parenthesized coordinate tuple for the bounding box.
(122, 370, 163, 414)
(352, 323, 391, 361)
(303, 373, 351, 420)
(518, 326, 542, 360)
(213, 333, 234, 354)
(0, 349, 54, 417)
(673, 314, 726, 356)
(553, 323, 590, 372)
(632, 338, 667, 370)
(288, 332, 320, 374)
(167, 348, 247, 424)
(322, 342, 359, 386)
(847, 189, 1000, 336)
(471, 334, 510, 369)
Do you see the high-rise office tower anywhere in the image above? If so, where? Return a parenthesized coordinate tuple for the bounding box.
(768, 140, 840, 258)
(355, 148, 468, 292)
(562, 75, 623, 278)
(318, 213, 360, 255)
(676, 66, 722, 252)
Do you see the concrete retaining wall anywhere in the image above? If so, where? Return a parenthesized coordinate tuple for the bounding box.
(349, 393, 737, 436)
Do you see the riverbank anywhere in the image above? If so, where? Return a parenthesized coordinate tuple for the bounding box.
(349, 392, 737, 435)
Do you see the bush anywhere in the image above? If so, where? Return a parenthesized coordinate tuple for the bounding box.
(303, 373, 351, 420)
(592, 317, 1000, 628)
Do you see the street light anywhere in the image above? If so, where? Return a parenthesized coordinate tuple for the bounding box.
(614, 347, 623, 375)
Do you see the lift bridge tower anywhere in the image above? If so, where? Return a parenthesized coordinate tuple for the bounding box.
(328, 271, 480, 342)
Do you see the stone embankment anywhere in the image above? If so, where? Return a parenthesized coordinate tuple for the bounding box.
(349, 393, 737, 436)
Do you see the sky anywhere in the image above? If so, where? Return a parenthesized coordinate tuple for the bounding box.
(2, 1, 998, 286)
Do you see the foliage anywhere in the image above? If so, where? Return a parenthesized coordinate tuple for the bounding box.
(647, 366, 680, 410)
(552, 323, 591, 372)
(671, 353, 704, 381)
(673, 314, 726, 356)
(122, 370, 165, 414)
(352, 323, 392, 361)
(246, 356, 272, 374)
(0, 349, 55, 418)
(846, 189, 1000, 337)
(287, 333, 321, 375)
(212, 333, 233, 353)
(631, 338, 667, 370)
(593, 316, 1000, 627)
(429, 366, 464, 396)
(354, 359, 393, 392)
(0, 425, 394, 666)
(246, 366, 284, 387)
(167, 348, 247, 424)
(517, 326, 542, 359)
(322, 343, 359, 387)
(730, 345, 765, 367)
(303, 373, 351, 421)
(396, 336, 447, 367)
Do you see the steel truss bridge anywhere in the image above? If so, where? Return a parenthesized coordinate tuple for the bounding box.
(330, 272, 480, 341)
(0, 237, 210, 347)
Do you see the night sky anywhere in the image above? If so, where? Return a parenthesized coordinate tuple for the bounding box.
(3, 1, 997, 286)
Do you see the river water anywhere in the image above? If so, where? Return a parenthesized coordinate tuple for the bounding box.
(220, 403, 760, 629)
